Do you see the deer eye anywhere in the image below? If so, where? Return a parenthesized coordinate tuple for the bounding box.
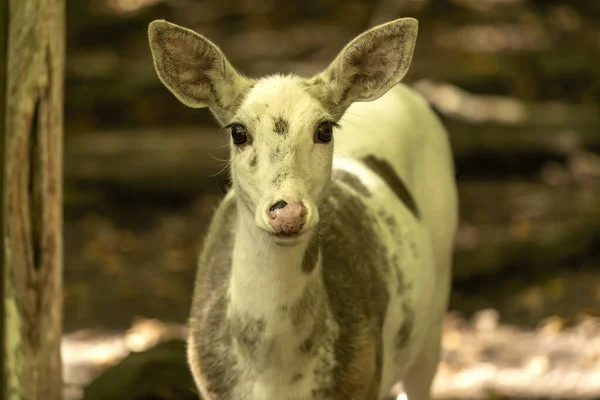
(315, 121, 337, 143)
(230, 124, 248, 145)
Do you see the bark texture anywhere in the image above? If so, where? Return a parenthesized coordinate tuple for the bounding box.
(0, 0, 7, 395)
(3, 0, 65, 399)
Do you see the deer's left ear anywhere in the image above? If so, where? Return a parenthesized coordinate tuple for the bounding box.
(307, 18, 418, 116)
(148, 20, 254, 124)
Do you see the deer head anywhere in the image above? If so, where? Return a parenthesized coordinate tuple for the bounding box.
(148, 18, 418, 245)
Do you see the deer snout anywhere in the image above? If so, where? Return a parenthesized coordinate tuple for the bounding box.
(268, 200, 306, 236)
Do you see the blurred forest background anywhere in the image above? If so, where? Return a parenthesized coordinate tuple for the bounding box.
(58, 0, 600, 399)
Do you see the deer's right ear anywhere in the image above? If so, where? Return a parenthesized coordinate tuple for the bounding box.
(148, 20, 253, 123)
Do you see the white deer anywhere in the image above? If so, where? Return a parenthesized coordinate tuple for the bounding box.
(148, 17, 458, 400)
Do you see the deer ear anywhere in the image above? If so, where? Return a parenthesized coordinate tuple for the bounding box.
(148, 20, 253, 124)
(307, 18, 418, 116)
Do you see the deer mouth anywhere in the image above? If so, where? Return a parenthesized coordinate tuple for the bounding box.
(271, 228, 312, 247)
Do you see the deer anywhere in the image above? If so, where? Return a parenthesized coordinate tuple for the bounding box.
(148, 16, 458, 400)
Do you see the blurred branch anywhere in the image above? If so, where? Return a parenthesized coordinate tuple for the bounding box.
(413, 80, 600, 177)
(366, 0, 430, 28)
(414, 80, 599, 126)
(451, 178, 600, 322)
(366, 0, 401, 28)
(63, 1, 600, 131)
(64, 90, 600, 195)
(454, 210, 600, 282)
(65, 127, 229, 194)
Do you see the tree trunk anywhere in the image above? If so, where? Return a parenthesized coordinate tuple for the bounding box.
(3, 0, 65, 399)
(0, 0, 8, 396)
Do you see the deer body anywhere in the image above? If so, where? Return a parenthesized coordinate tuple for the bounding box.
(149, 18, 458, 400)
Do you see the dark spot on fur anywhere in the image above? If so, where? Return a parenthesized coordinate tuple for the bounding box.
(232, 315, 266, 349)
(362, 155, 420, 220)
(395, 302, 415, 349)
(299, 337, 313, 353)
(301, 232, 320, 274)
(271, 170, 289, 187)
(278, 304, 289, 313)
(290, 373, 304, 384)
(391, 254, 410, 295)
(329, 68, 338, 83)
(273, 117, 289, 135)
(249, 153, 258, 169)
(333, 169, 371, 197)
(378, 209, 398, 234)
(280, 282, 320, 328)
(230, 314, 276, 367)
(384, 214, 397, 231)
(270, 144, 283, 162)
(312, 387, 334, 398)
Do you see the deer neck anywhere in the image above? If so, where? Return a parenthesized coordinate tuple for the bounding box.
(229, 200, 322, 321)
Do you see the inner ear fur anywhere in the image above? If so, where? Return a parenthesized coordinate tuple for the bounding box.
(307, 18, 419, 117)
(148, 19, 254, 124)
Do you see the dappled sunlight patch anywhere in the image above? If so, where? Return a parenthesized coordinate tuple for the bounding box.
(105, 0, 163, 14)
(428, 310, 600, 399)
(62, 318, 188, 399)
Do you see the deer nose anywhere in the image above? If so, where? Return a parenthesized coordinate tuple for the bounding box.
(268, 200, 306, 236)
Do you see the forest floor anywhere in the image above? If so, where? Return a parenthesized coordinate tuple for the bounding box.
(62, 312, 600, 400)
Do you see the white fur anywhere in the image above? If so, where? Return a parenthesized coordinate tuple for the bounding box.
(230, 204, 316, 323)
